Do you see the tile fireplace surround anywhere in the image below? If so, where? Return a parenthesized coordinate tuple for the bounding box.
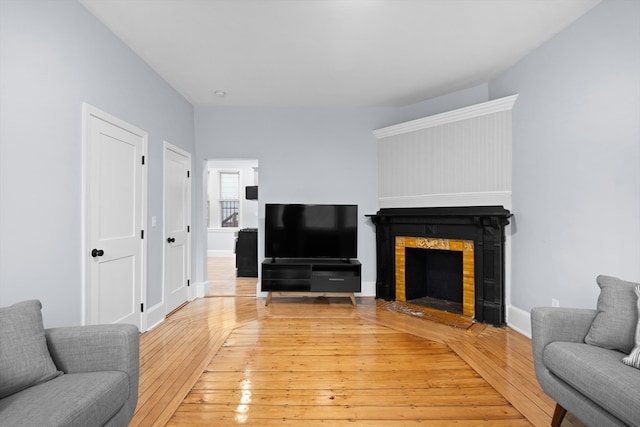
(368, 206, 511, 326)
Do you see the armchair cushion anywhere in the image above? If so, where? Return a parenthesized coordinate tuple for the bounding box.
(544, 341, 640, 426)
(0, 371, 128, 427)
(0, 300, 62, 398)
(585, 275, 639, 354)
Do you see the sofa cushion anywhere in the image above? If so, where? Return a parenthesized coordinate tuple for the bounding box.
(0, 371, 129, 427)
(622, 284, 640, 369)
(585, 275, 639, 354)
(544, 342, 640, 426)
(0, 300, 62, 398)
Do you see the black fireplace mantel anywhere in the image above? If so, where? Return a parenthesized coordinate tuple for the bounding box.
(367, 206, 511, 326)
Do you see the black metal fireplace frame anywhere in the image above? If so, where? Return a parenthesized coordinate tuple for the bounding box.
(367, 206, 511, 327)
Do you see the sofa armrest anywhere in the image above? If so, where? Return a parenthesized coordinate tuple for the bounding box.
(531, 307, 596, 347)
(530, 307, 596, 384)
(45, 324, 140, 424)
(45, 324, 139, 376)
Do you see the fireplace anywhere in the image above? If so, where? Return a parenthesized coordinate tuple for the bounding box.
(368, 206, 511, 326)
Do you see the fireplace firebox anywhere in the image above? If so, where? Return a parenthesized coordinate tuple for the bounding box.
(367, 206, 511, 326)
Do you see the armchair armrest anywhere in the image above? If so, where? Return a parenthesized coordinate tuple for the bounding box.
(530, 307, 596, 382)
(45, 324, 139, 376)
(45, 324, 140, 424)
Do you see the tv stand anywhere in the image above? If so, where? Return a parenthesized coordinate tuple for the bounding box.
(262, 258, 361, 306)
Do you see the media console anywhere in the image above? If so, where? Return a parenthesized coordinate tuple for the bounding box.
(261, 258, 361, 306)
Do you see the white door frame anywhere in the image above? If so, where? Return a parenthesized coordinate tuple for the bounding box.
(163, 141, 193, 310)
(81, 103, 148, 329)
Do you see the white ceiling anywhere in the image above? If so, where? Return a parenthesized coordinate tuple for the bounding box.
(79, 0, 600, 107)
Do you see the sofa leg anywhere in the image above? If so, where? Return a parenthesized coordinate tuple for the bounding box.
(551, 403, 567, 427)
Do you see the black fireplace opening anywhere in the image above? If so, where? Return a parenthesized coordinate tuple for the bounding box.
(405, 248, 463, 314)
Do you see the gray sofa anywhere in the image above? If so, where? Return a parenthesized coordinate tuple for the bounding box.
(0, 300, 139, 427)
(531, 276, 640, 427)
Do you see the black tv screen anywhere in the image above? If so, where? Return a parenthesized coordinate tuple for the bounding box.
(265, 204, 357, 259)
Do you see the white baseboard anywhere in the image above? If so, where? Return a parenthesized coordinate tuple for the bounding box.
(144, 302, 166, 332)
(356, 280, 376, 297)
(208, 250, 234, 257)
(506, 305, 531, 338)
(193, 280, 209, 298)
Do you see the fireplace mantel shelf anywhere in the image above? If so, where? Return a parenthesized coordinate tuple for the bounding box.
(367, 205, 512, 220)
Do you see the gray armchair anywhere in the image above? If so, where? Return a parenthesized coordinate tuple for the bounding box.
(0, 300, 139, 427)
(531, 306, 640, 427)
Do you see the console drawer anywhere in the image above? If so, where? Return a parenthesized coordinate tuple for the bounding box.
(310, 276, 360, 292)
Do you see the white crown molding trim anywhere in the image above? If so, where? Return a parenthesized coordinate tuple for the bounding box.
(378, 191, 512, 209)
(373, 94, 518, 139)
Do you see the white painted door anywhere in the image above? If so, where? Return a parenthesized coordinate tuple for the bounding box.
(83, 104, 146, 329)
(164, 142, 191, 313)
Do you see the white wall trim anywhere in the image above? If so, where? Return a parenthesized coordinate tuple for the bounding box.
(356, 280, 376, 297)
(507, 305, 531, 338)
(144, 302, 166, 332)
(373, 95, 518, 139)
(208, 250, 235, 257)
(378, 191, 512, 210)
(193, 280, 210, 298)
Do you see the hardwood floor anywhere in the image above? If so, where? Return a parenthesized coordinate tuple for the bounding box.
(131, 259, 585, 426)
(207, 256, 256, 297)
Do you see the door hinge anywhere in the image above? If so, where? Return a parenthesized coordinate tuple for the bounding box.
(141, 230, 144, 239)
(141, 155, 145, 165)
(187, 279, 190, 287)
(141, 303, 144, 313)
(187, 170, 190, 178)
(187, 225, 190, 232)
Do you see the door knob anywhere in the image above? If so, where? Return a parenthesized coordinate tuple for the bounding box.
(167, 237, 175, 243)
(91, 249, 104, 257)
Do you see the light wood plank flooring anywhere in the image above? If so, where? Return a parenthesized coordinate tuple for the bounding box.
(207, 256, 256, 297)
(130, 259, 585, 426)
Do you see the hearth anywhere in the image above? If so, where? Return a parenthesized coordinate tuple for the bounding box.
(368, 206, 511, 326)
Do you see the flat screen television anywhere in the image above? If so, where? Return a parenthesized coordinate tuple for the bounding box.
(265, 204, 357, 259)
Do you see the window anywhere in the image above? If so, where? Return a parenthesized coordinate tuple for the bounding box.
(207, 170, 240, 229)
(219, 172, 239, 228)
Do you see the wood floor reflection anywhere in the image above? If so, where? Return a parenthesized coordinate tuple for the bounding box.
(130, 260, 585, 427)
(207, 256, 257, 297)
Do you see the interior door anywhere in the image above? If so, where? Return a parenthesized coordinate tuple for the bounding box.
(164, 142, 191, 313)
(84, 105, 146, 328)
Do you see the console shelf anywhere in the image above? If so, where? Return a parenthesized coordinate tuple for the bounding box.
(262, 258, 361, 305)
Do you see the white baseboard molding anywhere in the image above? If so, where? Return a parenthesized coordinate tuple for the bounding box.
(144, 302, 166, 332)
(208, 250, 235, 257)
(356, 280, 376, 297)
(193, 280, 209, 298)
(506, 305, 531, 338)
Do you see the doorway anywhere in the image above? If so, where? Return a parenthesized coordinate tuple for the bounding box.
(205, 159, 258, 296)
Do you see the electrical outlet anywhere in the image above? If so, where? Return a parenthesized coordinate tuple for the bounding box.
(551, 298, 560, 307)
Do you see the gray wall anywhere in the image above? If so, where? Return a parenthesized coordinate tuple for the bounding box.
(5, 0, 636, 329)
(0, 0, 195, 326)
(489, 0, 640, 311)
(192, 85, 489, 289)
